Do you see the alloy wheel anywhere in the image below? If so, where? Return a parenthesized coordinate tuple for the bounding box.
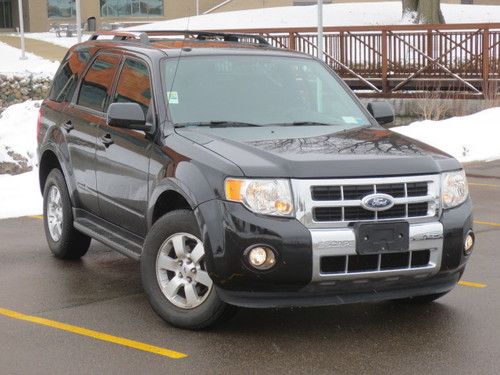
(155, 233, 213, 309)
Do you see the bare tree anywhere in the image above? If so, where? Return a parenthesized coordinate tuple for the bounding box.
(402, 0, 445, 24)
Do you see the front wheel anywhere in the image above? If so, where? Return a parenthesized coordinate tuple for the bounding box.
(141, 210, 236, 330)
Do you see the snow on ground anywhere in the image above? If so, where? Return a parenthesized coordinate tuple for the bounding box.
(0, 42, 59, 77)
(393, 107, 500, 163)
(127, 2, 500, 31)
(0, 170, 42, 219)
(0, 100, 41, 168)
(0, 101, 42, 219)
(10, 32, 90, 49)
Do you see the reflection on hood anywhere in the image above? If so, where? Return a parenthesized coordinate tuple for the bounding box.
(246, 128, 428, 156)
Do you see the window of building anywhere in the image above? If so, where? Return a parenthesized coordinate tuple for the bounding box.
(114, 59, 152, 116)
(78, 54, 121, 113)
(100, 0, 163, 17)
(48, 0, 76, 18)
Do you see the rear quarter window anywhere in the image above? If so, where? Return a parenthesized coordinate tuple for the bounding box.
(49, 45, 95, 103)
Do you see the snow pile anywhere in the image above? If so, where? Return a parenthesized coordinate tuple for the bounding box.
(0, 100, 41, 169)
(128, 2, 500, 31)
(393, 107, 500, 163)
(0, 170, 42, 219)
(0, 101, 43, 219)
(0, 42, 59, 77)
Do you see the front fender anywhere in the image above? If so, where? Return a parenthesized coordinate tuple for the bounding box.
(147, 134, 243, 230)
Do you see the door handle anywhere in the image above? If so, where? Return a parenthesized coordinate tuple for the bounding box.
(100, 133, 114, 148)
(62, 120, 73, 132)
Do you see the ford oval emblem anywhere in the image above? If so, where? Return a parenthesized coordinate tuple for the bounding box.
(361, 193, 395, 212)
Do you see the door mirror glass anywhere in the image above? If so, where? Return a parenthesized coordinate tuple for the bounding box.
(367, 101, 395, 126)
(106, 103, 151, 131)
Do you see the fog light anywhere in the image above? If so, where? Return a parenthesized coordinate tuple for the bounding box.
(464, 231, 475, 255)
(246, 246, 276, 270)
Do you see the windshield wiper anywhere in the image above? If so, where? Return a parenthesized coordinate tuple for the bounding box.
(175, 121, 261, 128)
(268, 121, 336, 127)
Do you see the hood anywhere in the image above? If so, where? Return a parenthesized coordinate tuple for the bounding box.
(176, 125, 461, 178)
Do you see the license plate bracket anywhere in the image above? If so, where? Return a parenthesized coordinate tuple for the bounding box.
(355, 222, 409, 255)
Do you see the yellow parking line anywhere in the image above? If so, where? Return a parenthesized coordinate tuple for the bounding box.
(469, 182, 500, 188)
(474, 220, 500, 228)
(0, 307, 187, 359)
(458, 281, 487, 289)
(29, 215, 44, 219)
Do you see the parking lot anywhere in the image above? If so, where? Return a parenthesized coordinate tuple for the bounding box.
(0, 163, 499, 374)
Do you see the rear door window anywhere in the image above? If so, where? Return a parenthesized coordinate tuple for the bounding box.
(113, 58, 152, 116)
(77, 54, 121, 112)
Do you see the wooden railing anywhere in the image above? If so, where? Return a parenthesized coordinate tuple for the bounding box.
(216, 23, 500, 99)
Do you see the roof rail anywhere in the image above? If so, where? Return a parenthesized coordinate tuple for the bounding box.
(88, 30, 271, 47)
(98, 30, 270, 46)
(89, 31, 149, 44)
(141, 30, 270, 46)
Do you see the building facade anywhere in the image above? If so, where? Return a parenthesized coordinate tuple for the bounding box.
(1, 0, 499, 32)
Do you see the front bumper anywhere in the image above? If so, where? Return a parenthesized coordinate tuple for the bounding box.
(195, 198, 473, 308)
(216, 268, 464, 308)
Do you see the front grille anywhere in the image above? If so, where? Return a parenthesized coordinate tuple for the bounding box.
(320, 250, 431, 274)
(311, 186, 341, 201)
(407, 182, 428, 197)
(302, 176, 439, 225)
(314, 203, 429, 222)
(342, 185, 374, 200)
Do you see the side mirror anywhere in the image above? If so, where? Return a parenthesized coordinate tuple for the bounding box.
(367, 101, 395, 126)
(106, 102, 152, 131)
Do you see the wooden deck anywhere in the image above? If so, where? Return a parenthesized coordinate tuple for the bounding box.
(216, 23, 500, 99)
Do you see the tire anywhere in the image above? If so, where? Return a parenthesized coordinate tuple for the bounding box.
(43, 168, 91, 260)
(394, 291, 450, 305)
(141, 210, 236, 330)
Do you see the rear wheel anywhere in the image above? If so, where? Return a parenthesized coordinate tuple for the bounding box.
(43, 169, 91, 259)
(141, 210, 236, 329)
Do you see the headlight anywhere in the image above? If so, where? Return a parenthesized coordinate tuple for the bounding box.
(441, 170, 469, 209)
(225, 178, 294, 216)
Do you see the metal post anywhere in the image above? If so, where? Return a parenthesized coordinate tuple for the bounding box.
(317, 0, 323, 60)
(196, 0, 200, 15)
(76, 0, 82, 43)
(17, 0, 26, 60)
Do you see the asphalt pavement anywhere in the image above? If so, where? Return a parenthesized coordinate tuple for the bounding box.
(0, 162, 499, 374)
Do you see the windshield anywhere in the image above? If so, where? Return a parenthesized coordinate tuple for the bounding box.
(162, 55, 371, 128)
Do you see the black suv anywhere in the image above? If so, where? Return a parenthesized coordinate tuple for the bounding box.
(37, 31, 474, 329)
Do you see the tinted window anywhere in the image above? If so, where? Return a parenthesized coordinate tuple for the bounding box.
(50, 46, 93, 103)
(78, 54, 120, 112)
(114, 59, 152, 116)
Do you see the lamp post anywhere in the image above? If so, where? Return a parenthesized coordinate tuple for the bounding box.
(317, 0, 323, 60)
(76, 0, 82, 43)
(17, 0, 26, 59)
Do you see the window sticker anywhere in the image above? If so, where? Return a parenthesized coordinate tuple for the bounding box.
(342, 116, 365, 125)
(167, 91, 179, 104)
